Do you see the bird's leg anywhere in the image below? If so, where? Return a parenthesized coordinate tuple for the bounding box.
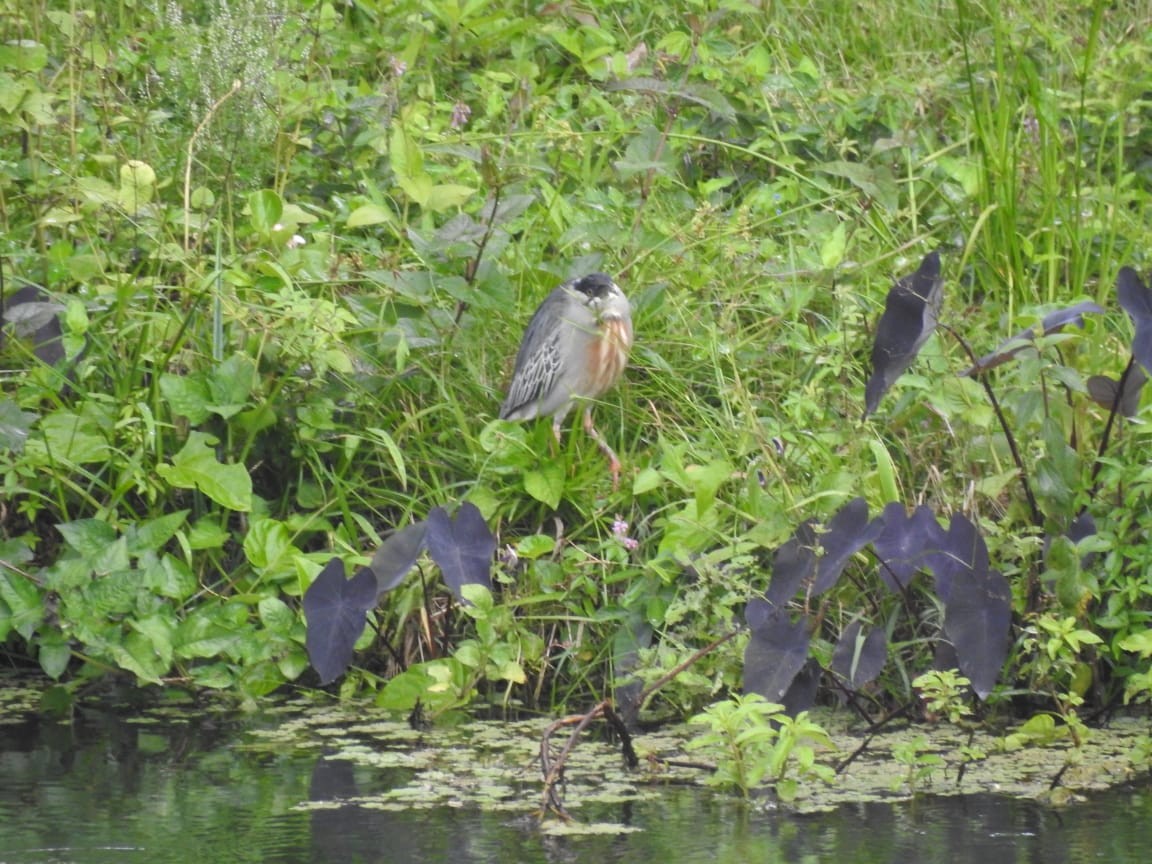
(550, 417, 564, 455)
(583, 406, 621, 490)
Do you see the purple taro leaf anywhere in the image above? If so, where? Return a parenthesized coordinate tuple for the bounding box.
(781, 658, 822, 717)
(1087, 362, 1147, 419)
(764, 520, 817, 608)
(942, 566, 1012, 700)
(1117, 267, 1152, 375)
(370, 521, 428, 596)
(744, 606, 811, 703)
(1, 283, 66, 366)
(961, 300, 1106, 378)
(426, 502, 495, 599)
(864, 250, 943, 416)
(304, 557, 379, 685)
(811, 497, 883, 595)
(925, 512, 988, 605)
(830, 619, 889, 691)
(872, 503, 948, 591)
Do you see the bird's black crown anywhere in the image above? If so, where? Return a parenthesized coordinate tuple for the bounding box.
(573, 273, 616, 299)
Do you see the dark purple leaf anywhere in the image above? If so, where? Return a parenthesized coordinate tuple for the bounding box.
(764, 520, 817, 608)
(370, 521, 428, 595)
(1, 283, 65, 366)
(872, 503, 948, 591)
(781, 658, 822, 716)
(830, 619, 888, 690)
(942, 566, 1012, 700)
(1117, 268, 1152, 376)
(743, 607, 811, 702)
(925, 512, 988, 605)
(304, 558, 379, 685)
(864, 250, 943, 416)
(1117, 266, 1152, 319)
(811, 497, 883, 595)
(426, 502, 495, 599)
(961, 299, 1106, 377)
(1087, 362, 1146, 418)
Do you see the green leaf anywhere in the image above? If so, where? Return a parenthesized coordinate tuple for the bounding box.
(38, 633, 72, 679)
(515, 534, 556, 559)
(126, 510, 189, 555)
(56, 518, 117, 557)
(820, 222, 847, 269)
(206, 354, 258, 419)
(424, 184, 476, 212)
(156, 431, 253, 511)
(243, 518, 295, 571)
(346, 203, 394, 227)
(390, 123, 430, 204)
(686, 459, 732, 517)
(1119, 631, 1152, 658)
(27, 408, 111, 464)
(524, 461, 565, 508)
(159, 372, 213, 423)
(248, 189, 283, 235)
(258, 596, 296, 634)
(0, 571, 44, 640)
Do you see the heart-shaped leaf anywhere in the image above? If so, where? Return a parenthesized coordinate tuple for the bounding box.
(764, 520, 817, 608)
(304, 558, 378, 685)
(369, 521, 428, 595)
(942, 565, 1012, 700)
(872, 502, 948, 591)
(864, 250, 943, 416)
(811, 497, 883, 594)
(426, 502, 495, 599)
(1087, 362, 1146, 418)
(743, 603, 811, 703)
(1117, 267, 1152, 375)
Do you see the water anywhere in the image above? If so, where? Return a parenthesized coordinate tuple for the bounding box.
(1, 701, 1150, 864)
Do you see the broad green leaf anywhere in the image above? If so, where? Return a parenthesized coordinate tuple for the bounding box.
(126, 510, 189, 554)
(159, 373, 212, 423)
(118, 160, 156, 210)
(56, 518, 117, 557)
(820, 222, 847, 269)
(0, 571, 44, 640)
(346, 203, 394, 227)
(156, 431, 253, 511)
(248, 189, 283, 235)
(244, 518, 295, 572)
(524, 461, 565, 508)
(258, 596, 296, 633)
(37, 633, 72, 679)
(515, 534, 555, 559)
(27, 408, 111, 464)
(424, 183, 476, 212)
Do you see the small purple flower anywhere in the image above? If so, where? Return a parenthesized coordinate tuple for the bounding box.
(389, 55, 407, 77)
(612, 517, 639, 551)
(450, 100, 471, 130)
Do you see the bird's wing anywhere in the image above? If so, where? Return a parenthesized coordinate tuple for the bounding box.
(500, 291, 568, 419)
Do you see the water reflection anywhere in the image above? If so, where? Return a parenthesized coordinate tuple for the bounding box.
(0, 706, 1149, 864)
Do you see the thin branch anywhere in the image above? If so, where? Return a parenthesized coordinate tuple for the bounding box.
(943, 323, 1042, 526)
(184, 80, 243, 253)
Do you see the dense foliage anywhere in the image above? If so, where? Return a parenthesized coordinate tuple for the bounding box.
(2, 0, 1151, 733)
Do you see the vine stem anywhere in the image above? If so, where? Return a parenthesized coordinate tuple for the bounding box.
(942, 323, 1042, 527)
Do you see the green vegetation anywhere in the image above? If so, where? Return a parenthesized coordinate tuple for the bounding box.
(2, 0, 1152, 780)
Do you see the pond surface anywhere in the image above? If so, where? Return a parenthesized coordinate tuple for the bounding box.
(1, 690, 1150, 864)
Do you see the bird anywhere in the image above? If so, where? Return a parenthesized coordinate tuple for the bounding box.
(500, 272, 634, 488)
